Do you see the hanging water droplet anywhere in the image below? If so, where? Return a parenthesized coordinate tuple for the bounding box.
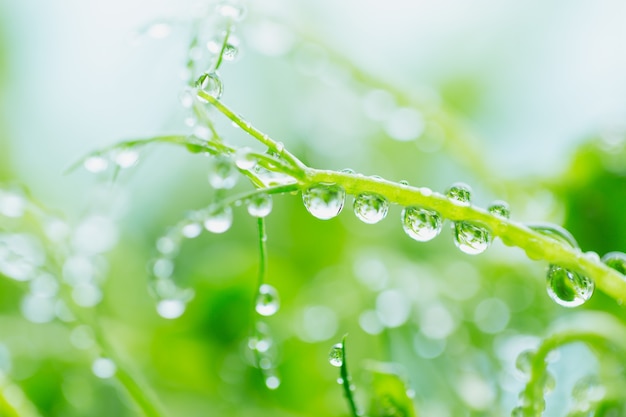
(156, 299, 186, 319)
(302, 184, 345, 220)
(446, 183, 472, 206)
(546, 265, 594, 307)
(275, 142, 285, 153)
(92, 357, 116, 379)
(488, 200, 511, 219)
(196, 72, 223, 100)
(401, 206, 443, 242)
(181, 222, 202, 239)
(156, 236, 178, 255)
(328, 343, 343, 367)
(114, 149, 139, 168)
(247, 194, 273, 218)
(83, 155, 109, 173)
(203, 206, 233, 234)
(216, 2, 246, 21)
(222, 43, 238, 61)
(353, 193, 388, 224)
(234, 148, 257, 170)
(602, 251, 626, 275)
(515, 349, 535, 375)
(453, 221, 491, 255)
(542, 372, 556, 395)
(208, 156, 238, 189)
(255, 284, 280, 316)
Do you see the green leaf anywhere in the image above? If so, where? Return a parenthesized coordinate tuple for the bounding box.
(367, 362, 418, 417)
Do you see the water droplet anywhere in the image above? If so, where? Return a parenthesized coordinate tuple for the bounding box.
(353, 193, 388, 224)
(83, 155, 109, 173)
(602, 251, 626, 275)
(222, 43, 238, 61)
(446, 183, 472, 206)
(328, 343, 343, 367)
(528, 223, 578, 248)
(340, 168, 355, 174)
(216, 2, 246, 21)
(265, 375, 280, 390)
(546, 265, 594, 307)
(181, 222, 202, 239)
(515, 349, 535, 375)
(92, 357, 116, 379)
(153, 258, 174, 279)
(275, 142, 285, 153)
(453, 222, 491, 255)
(488, 200, 511, 219)
(302, 184, 345, 220)
(156, 236, 178, 255)
(208, 157, 238, 189)
(401, 206, 443, 242)
(157, 299, 186, 319)
(234, 149, 257, 170)
(255, 284, 280, 316)
(113, 148, 139, 168)
(542, 372, 556, 394)
(399, 180, 409, 186)
(247, 194, 273, 218)
(203, 206, 233, 234)
(196, 72, 223, 100)
(572, 375, 605, 403)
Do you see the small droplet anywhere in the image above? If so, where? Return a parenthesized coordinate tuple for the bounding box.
(401, 206, 443, 242)
(446, 183, 472, 206)
(234, 149, 257, 170)
(208, 157, 238, 189)
(114, 149, 139, 168)
(156, 236, 177, 255)
(153, 258, 174, 279)
(216, 2, 246, 21)
(83, 156, 109, 173)
(92, 357, 116, 379)
(602, 251, 626, 275)
(353, 193, 389, 224)
(255, 284, 280, 316)
(328, 343, 343, 367)
(181, 222, 202, 239)
(546, 265, 594, 307)
(302, 184, 345, 220)
(265, 375, 280, 390)
(196, 72, 223, 100)
(399, 180, 409, 186)
(247, 194, 273, 218)
(453, 222, 491, 255)
(542, 372, 556, 395)
(222, 43, 238, 61)
(515, 349, 535, 375)
(528, 223, 579, 248)
(488, 200, 511, 219)
(340, 168, 355, 174)
(203, 206, 233, 234)
(156, 299, 186, 319)
(275, 142, 285, 153)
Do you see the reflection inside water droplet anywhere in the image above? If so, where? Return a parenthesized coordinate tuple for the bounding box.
(247, 194, 273, 218)
(401, 206, 442, 242)
(546, 265, 594, 307)
(203, 206, 233, 234)
(255, 284, 279, 316)
(453, 222, 491, 255)
(353, 193, 388, 224)
(446, 183, 472, 206)
(302, 184, 345, 220)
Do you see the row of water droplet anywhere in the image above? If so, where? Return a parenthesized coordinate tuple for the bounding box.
(300, 180, 626, 308)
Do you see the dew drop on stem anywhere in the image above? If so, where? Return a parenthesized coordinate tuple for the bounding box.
(222, 43, 238, 61)
(203, 206, 233, 234)
(488, 200, 511, 219)
(328, 343, 343, 367)
(208, 156, 238, 189)
(546, 265, 594, 307)
(446, 182, 472, 206)
(247, 194, 272, 218)
(255, 284, 279, 316)
(453, 221, 491, 255)
(302, 184, 345, 220)
(234, 148, 257, 170)
(353, 193, 388, 224)
(515, 349, 535, 375)
(602, 251, 626, 275)
(196, 72, 223, 100)
(401, 206, 442, 242)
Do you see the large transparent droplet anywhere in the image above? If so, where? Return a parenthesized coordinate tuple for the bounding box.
(208, 157, 238, 189)
(353, 193, 388, 224)
(255, 284, 280, 316)
(453, 222, 491, 255)
(401, 206, 443, 242)
(546, 265, 594, 307)
(488, 200, 511, 219)
(602, 251, 626, 275)
(446, 183, 472, 206)
(328, 343, 343, 367)
(203, 206, 233, 234)
(247, 194, 273, 218)
(302, 184, 345, 220)
(196, 72, 223, 100)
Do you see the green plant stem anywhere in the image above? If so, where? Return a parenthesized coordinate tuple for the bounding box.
(197, 92, 308, 176)
(339, 335, 360, 417)
(213, 23, 232, 72)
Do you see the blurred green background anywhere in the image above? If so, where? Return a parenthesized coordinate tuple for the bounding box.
(1, 1, 626, 416)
